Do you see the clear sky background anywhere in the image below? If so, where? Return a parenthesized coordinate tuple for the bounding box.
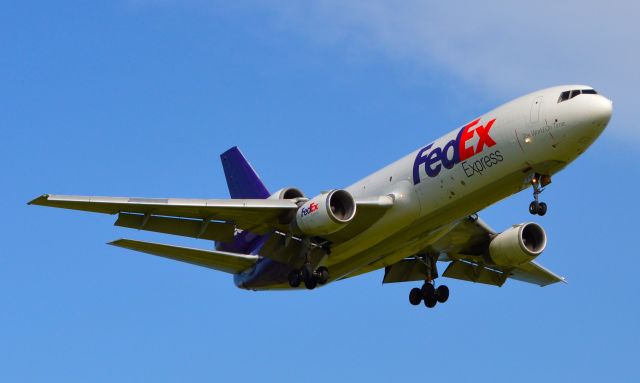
(2, 1, 639, 382)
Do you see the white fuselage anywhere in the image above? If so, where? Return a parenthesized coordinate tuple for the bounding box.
(319, 85, 612, 281)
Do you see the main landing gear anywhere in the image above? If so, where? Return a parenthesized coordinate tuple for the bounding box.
(529, 173, 551, 216)
(288, 264, 329, 290)
(287, 237, 330, 290)
(409, 282, 449, 308)
(407, 254, 449, 309)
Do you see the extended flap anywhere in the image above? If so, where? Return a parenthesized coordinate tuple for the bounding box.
(443, 260, 507, 287)
(382, 259, 429, 284)
(115, 213, 235, 242)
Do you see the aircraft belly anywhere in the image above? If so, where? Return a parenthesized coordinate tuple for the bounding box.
(326, 167, 533, 281)
(237, 165, 548, 290)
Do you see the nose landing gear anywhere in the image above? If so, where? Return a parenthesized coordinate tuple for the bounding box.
(529, 173, 551, 216)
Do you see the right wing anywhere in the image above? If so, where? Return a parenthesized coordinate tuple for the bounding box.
(383, 216, 565, 287)
(109, 238, 258, 274)
(434, 216, 565, 286)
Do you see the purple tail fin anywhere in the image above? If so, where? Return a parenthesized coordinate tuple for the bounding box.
(217, 147, 270, 255)
(220, 146, 270, 199)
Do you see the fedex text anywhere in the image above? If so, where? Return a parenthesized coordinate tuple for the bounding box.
(413, 118, 499, 184)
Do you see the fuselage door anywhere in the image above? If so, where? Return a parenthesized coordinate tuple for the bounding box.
(530, 96, 543, 123)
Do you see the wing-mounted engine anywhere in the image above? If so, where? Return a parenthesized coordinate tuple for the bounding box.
(489, 222, 547, 266)
(292, 189, 356, 236)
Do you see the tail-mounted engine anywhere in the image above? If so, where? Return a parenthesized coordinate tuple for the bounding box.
(489, 222, 547, 266)
(292, 189, 356, 236)
(268, 187, 306, 200)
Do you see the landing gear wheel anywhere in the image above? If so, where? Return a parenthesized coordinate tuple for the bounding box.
(316, 266, 330, 285)
(304, 277, 317, 290)
(529, 201, 539, 215)
(537, 202, 547, 216)
(435, 285, 449, 303)
(301, 263, 313, 281)
(300, 263, 317, 289)
(424, 295, 437, 308)
(422, 283, 437, 308)
(409, 288, 422, 306)
(288, 270, 301, 288)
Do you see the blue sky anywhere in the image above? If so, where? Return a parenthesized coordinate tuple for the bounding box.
(2, 1, 639, 382)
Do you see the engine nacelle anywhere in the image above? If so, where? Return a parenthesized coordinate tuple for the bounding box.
(293, 189, 356, 236)
(489, 222, 547, 267)
(268, 187, 306, 200)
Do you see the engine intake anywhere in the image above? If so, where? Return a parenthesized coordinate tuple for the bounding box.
(293, 189, 356, 236)
(489, 222, 547, 266)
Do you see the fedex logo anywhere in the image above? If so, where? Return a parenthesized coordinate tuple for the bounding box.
(413, 118, 498, 184)
(301, 202, 319, 216)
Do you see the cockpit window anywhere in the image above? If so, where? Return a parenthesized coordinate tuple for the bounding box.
(558, 88, 598, 103)
(558, 91, 570, 102)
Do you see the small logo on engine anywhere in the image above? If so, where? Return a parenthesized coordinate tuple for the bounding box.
(301, 202, 319, 216)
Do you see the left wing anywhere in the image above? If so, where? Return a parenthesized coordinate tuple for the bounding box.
(383, 216, 565, 287)
(29, 194, 299, 234)
(29, 193, 394, 242)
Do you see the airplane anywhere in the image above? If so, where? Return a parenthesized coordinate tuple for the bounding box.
(29, 85, 613, 309)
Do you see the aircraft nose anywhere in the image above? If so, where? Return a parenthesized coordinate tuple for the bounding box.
(577, 94, 613, 138)
(589, 95, 613, 126)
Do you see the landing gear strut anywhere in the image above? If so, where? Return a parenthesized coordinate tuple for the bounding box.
(529, 173, 550, 216)
(407, 254, 450, 309)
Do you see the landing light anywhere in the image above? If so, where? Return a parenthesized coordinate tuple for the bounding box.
(525, 136, 533, 144)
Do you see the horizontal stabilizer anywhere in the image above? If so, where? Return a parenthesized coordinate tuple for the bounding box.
(108, 238, 258, 274)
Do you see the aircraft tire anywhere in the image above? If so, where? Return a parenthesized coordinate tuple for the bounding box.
(424, 295, 437, 308)
(316, 266, 329, 285)
(304, 277, 317, 290)
(537, 202, 547, 216)
(421, 282, 435, 298)
(422, 283, 437, 308)
(529, 201, 539, 215)
(436, 285, 449, 303)
(288, 270, 301, 288)
(409, 288, 422, 305)
(301, 263, 314, 281)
